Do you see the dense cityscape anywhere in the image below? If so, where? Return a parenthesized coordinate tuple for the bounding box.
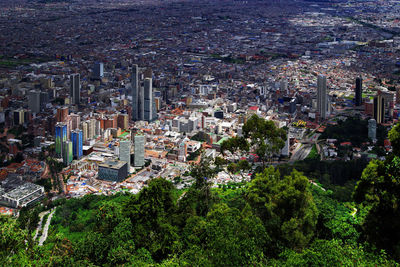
(1, 0, 400, 265)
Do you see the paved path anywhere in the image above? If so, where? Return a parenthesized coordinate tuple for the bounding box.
(33, 210, 50, 241)
(39, 208, 56, 246)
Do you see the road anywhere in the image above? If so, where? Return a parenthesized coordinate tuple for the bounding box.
(290, 144, 312, 162)
(33, 210, 50, 241)
(39, 208, 56, 246)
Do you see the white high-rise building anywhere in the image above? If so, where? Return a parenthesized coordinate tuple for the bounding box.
(144, 78, 153, 122)
(119, 140, 131, 166)
(134, 135, 145, 167)
(317, 75, 328, 120)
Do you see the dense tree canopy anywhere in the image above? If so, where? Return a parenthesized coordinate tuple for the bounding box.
(1, 142, 400, 265)
(246, 167, 318, 252)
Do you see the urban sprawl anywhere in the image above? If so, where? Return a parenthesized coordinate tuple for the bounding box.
(0, 0, 399, 214)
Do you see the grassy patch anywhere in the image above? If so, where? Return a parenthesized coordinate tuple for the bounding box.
(306, 145, 320, 160)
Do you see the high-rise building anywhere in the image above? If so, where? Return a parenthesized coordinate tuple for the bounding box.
(40, 91, 49, 110)
(131, 65, 142, 121)
(82, 121, 88, 142)
(13, 109, 25, 125)
(88, 119, 96, 139)
(95, 120, 101, 136)
(70, 74, 80, 105)
(56, 107, 69, 122)
(28, 90, 41, 114)
(368, 119, 377, 140)
(69, 113, 80, 130)
(317, 75, 327, 120)
(373, 95, 385, 124)
(93, 62, 104, 79)
(62, 140, 73, 166)
(144, 78, 154, 122)
(71, 129, 83, 159)
(117, 113, 129, 129)
(134, 135, 145, 167)
(119, 140, 131, 166)
(355, 77, 363, 106)
(55, 122, 67, 157)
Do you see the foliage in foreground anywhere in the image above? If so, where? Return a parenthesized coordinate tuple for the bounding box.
(1, 158, 397, 266)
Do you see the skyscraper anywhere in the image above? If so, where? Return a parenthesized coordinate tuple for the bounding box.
(82, 121, 88, 142)
(144, 78, 154, 122)
(373, 95, 385, 124)
(119, 140, 131, 167)
(55, 122, 67, 157)
(62, 140, 73, 166)
(70, 74, 80, 105)
(134, 135, 145, 167)
(28, 90, 41, 114)
(355, 77, 362, 106)
(131, 65, 142, 121)
(71, 129, 83, 159)
(93, 62, 104, 79)
(132, 66, 157, 122)
(317, 75, 327, 120)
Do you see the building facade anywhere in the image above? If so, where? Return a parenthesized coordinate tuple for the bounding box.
(55, 122, 67, 157)
(119, 140, 131, 166)
(134, 135, 145, 167)
(70, 73, 80, 105)
(355, 77, 363, 106)
(71, 129, 83, 159)
(98, 160, 128, 182)
(317, 75, 327, 120)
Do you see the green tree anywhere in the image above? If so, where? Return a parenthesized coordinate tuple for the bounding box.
(273, 239, 394, 266)
(0, 216, 29, 263)
(388, 122, 400, 156)
(181, 204, 268, 266)
(246, 167, 318, 252)
(124, 178, 179, 261)
(353, 157, 400, 259)
(220, 136, 249, 157)
(242, 114, 286, 166)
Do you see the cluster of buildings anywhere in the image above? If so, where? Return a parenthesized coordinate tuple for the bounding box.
(0, 0, 398, 203)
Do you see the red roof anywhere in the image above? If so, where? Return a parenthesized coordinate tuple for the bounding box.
(340, 142, 352, 146)
(249, 106, 259, 111)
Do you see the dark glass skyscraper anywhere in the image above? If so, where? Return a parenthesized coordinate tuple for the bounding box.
(131, 65, 143, 121)
(132, 66, 157, 122)
(71, 129, 83, 159)
(355, 77, 362, 106)
(70, 73, 80, 105)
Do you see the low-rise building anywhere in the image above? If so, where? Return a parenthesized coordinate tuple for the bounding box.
(98, 160, 128, 182)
